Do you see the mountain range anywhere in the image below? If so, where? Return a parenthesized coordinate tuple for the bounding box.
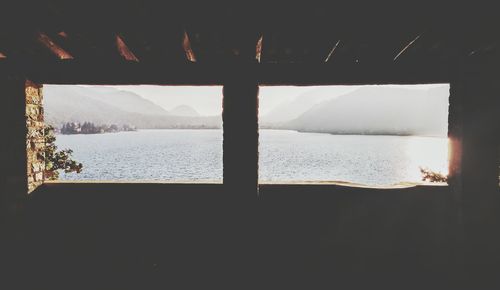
(44, 85, 449, 136)
(276, 85, 449, 137)
(260, 86, 357, 124)
(44, 86, 221, 129)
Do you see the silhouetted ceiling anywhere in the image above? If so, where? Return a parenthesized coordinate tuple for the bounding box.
(0, 0, 498, 84)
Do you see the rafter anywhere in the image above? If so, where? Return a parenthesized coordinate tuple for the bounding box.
(325, 40, 341, 62)
(57, 31, 68, 38)
(256, 35, 263, 63)
(116, 35, 139, 62)
(37, 32, 73, 60)
(394, 34, 421, 61)
(182, 30, 196, 62)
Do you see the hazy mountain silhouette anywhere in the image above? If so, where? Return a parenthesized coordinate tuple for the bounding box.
(81, 86, 170, 115)
(44, 85, 448, 135)
(282, 86, 449, 137)
(261, 86, 356, 124)
(44, 85, 221, 129)
(169, 105, 200, 117)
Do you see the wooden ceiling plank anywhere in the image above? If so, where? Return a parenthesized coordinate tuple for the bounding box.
(116, 35, 139, 62)
(394, 34, 421, 61)
(325, 40, 341, 62)
(182, 30, 197, 62)
(37, 32, 73, 60)
(256, 35, 263, 63)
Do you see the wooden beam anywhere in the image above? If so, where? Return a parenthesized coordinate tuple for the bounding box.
(258, 62, 451, 85)
(325, 40, 341, 62)
(57, 31, 68, 38)
(256, 35, 263, 63)
(116, 35, 139, 62)
(0, 60, 454, 85)
(182, 30, 196, 62)
(37, 32, 73, 60)
(394, 34, 421, 61)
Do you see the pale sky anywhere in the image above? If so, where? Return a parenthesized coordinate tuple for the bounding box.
(110, 84, 447, 116)
(113, 85, 322, 115)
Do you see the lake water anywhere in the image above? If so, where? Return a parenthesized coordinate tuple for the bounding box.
(56, 129, 449, 186)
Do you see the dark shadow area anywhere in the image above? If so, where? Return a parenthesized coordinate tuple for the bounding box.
(259, 184, 458, 289)
(8, 183, 461, 289)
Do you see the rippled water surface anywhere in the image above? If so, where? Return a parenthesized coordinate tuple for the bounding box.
(56, 129, 448, 185)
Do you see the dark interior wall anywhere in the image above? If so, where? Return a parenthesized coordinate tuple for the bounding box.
(0, 80, 28, 212)
(454, 71, 500, 287)
(260, 185, 458, 289)
(0, 79, 28, 290)
(0, 80, 29, 262)
(15, 183, 456, 290)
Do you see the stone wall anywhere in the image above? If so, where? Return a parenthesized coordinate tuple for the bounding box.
(25, 81, 44, 193)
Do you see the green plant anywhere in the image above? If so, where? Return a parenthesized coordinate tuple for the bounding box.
(44, 125, 83, 180)
(419, 167, 447, 183)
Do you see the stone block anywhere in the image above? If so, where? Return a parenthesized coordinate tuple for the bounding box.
(25, 81, 44, 193)
(34, 172, 43, 182)
(25, 86, 41, 105)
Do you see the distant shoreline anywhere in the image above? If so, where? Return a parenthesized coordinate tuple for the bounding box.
(57, 131, 136, 136)
(56, 127, 221, 135)
(296, 130, 412, 137)
(260, 128, 446, 138)
(295, 130, 446, 138)
(56, 127, 446, 138)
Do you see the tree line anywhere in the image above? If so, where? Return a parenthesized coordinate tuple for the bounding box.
(60, 122, 136, 135)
